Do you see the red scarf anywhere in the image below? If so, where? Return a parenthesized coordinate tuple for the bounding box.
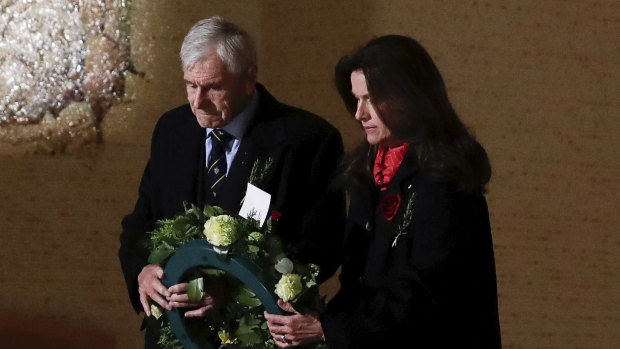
(373, 143, 409, 191)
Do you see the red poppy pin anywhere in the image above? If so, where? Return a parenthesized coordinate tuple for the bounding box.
(380, 193, 401, 221)
(271, 211, 282, 221)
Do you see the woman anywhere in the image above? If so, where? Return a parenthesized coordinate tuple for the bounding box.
(265, 35, 501, 348)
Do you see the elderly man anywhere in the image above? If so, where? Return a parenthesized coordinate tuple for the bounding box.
(118, 16, 345, 347)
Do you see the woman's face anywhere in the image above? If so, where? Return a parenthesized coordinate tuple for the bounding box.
(350, 70, 400, 147)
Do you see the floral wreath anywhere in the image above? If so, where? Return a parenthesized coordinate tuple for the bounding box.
(144, 159, 326, 349)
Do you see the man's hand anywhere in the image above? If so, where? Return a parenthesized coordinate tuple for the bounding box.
(138, 264, 171, 316)
(168, 283, 215, 317)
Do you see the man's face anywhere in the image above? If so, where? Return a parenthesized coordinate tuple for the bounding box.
(184, 51, 256, 128)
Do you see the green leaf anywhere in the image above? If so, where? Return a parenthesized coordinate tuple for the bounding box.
(187, 277, 204, 303)
(236, 286, 262, 307)
(185, 226, 197, 237)
(204, 205, 224, 217)
(148, 241, 174, 264)
(235, 325, 262, 346)
(234, 315, 263, 346)
(172, 217, 188, 232)
(190, 205, 201, 219)
(199, 268, 226, 277)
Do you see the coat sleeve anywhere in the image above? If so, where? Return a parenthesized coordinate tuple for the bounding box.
(270, 120, 346, 284)
(295, 126, 346, 283)
(322, 178, 501, 348)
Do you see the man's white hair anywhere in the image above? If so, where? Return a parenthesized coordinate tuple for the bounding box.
(180, 16, 257, 75)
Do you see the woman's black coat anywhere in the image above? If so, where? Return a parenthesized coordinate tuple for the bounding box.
(322, 148, 502, 348)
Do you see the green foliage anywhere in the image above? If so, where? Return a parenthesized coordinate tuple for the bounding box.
(400, 192, 417, 233)
(392, 192, 417, 247)
(248, 157, 274, 187)
(236, 286, 262, 307)
(204, 205, 225, 217)
(158, 321, 183, 349)
(234, 314, 264, 346)
(148, 241, 175, 265)
(148, 203, 214, 264)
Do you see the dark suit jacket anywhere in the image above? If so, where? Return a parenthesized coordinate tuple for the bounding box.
(321, 147, 501, 348)
(119, 84, 345, 319)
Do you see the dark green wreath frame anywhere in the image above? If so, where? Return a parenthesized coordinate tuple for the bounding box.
(162, 239, 284, 349)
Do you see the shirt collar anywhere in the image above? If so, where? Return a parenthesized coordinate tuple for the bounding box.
(206, 89, 258, 140)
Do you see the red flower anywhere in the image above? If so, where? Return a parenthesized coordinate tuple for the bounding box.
(271, 211, 282, 221)
(380, 193, 401, 221)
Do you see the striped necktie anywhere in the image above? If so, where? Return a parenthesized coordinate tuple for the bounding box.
(206, 129, 233, 195)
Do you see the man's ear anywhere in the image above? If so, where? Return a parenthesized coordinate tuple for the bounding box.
(245, 65, 258, 93)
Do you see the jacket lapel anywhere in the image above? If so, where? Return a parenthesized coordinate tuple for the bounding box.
(165, 106, 206, 211)
(385, 145, 419, 194)
(215, 84, 287, 212)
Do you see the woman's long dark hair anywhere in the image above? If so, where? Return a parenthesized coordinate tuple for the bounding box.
(335, 35, 491, 193)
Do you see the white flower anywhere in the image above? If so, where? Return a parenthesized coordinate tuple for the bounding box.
(274, 273, 302, 301)
(203, 215, 237, 247)
(274, 257, 294, 274)
(248, 231, 264, 243)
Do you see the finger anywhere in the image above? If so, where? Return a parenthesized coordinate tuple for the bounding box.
(264, 309, 286, 320)
(263, 312, 285, 326)
(157, 283, 170, 298)
(168, 283, 188, 294)
(266, 320, 288, 338)
(150, 291, 171, 310)
(184, 305, 213, 318)
(140, 293, 151, 316)
(168, 292, 190, 303)
(270, 332, 285, 348)
(148, 285, 171, 310)
(146, 265, 167, 295)
(270, 329, 287, 338)
(169, 300, 208, 308)
(275, 333, 293, 348)
(170, 293, 212, 303)
(277, 299, 297, 314)
(169, 301, 193, 308)
(171, 295, 213, 309)
(150, 278, 170, 298)
(155, 266, 164, 279)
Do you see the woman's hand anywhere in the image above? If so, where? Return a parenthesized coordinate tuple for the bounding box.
(264, 299, 325, 348)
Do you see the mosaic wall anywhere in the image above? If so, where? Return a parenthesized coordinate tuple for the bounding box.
(0, 0, 132, 154)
